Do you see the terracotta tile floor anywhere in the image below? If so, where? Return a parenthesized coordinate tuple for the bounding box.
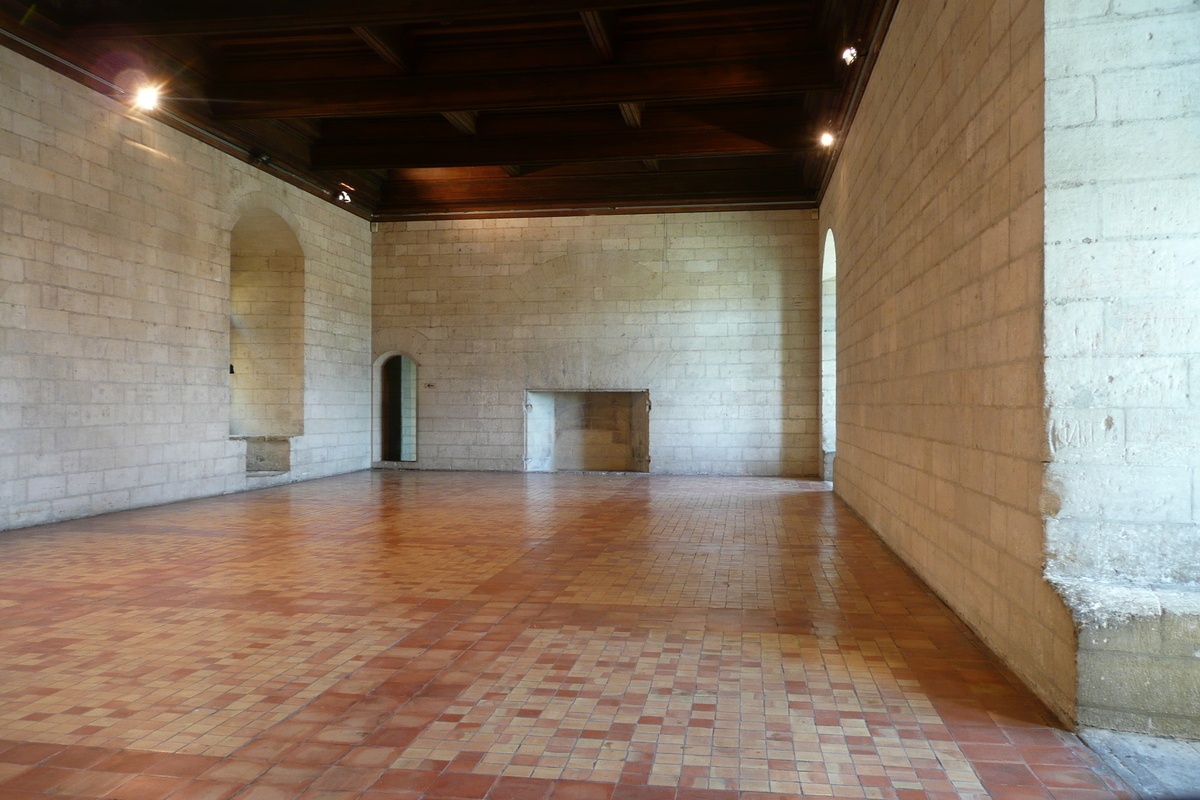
(0, 472, 1134, 800)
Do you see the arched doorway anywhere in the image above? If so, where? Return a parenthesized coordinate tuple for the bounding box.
(381, 354, 417, 462)
(820, 228, 837, 482)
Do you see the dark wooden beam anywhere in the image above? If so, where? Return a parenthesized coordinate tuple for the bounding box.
(619, 101, 643, 129)
(208, 27, 813, 84)
(68, 0, 714, 37)
(441, 110, 479, 135)
(376, 163, 814, 217)
(312, 127, 806, 169)
(320, 101, 808, 140)
(352, 25, 415, 73)
(436, 110, 530, 179)
(213, 56, 835, 119)
(579, 10, 617, 63)
(0, 0, 66, 37)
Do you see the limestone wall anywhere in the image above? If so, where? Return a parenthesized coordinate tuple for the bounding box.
(0, 47, 373, 530)
(820, 0, 1077, 720)
(373, 211, 820, 476)
(1044, 0, 1200, 735)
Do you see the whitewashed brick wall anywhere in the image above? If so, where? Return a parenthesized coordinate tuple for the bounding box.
(1044, 0, 1200, 735)
(373, 211, 820, 476)
(820, 0, 1077, 721)
(0, 47, 373, 530)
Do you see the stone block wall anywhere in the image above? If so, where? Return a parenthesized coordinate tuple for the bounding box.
(1044, 0, 1200, 735)
(0, 47, 373, 530)
(373, 211, 820, 476)
(820, 0, 1077, 721)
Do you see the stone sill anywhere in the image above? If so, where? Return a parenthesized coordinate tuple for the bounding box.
(1052, 577, 1200, 626)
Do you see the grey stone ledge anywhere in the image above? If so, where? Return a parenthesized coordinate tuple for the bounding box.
(1050, 576, 1200, 627)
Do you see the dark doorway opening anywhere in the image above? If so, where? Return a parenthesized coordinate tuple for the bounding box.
(381, 355, 417, 462)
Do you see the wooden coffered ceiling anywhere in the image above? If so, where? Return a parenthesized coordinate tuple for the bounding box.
(0, 0, 895, 220)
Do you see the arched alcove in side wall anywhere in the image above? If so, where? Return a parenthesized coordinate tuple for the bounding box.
(229, 209, 305, 472)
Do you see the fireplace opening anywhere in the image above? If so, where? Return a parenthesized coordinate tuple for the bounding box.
(525, 391, 649, 473)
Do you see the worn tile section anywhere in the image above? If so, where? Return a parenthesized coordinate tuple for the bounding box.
(0, 478, 528, 756)
(394, 627, 987, 797)
(0, 605, 406, 755)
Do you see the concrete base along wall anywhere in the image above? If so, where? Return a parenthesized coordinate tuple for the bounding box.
(1044, 0, 1200, 735)
(820, 0, 1078, 721)
(373, 212, 820, 476)
(0, 46, 373, 530)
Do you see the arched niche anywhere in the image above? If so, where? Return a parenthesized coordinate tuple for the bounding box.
(373, 351, 418, 463)
(229, 208, 305, 441)
(820, 228, 837, 482)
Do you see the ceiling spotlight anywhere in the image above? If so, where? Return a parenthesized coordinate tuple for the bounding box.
(134, 85, 159, 111)
(820, 133, 835, 147)
(842, 47, 858, 65)
(336, 190, 353, 203)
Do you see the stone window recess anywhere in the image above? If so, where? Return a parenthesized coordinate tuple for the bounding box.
(228, 208, 305, 475)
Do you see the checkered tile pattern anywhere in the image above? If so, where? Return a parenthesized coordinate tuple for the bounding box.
(394, 628, 988, 796)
